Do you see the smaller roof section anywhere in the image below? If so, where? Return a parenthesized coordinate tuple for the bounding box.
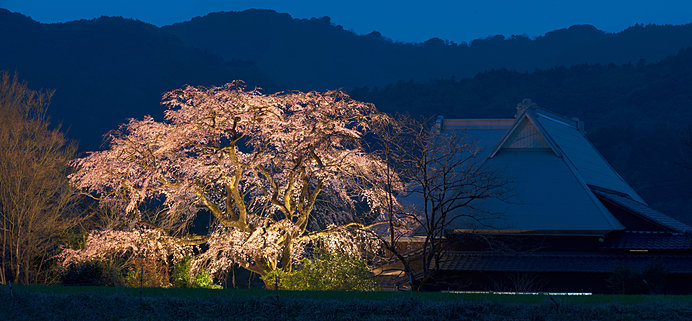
(591, 185, 692, 233)
(436, 251, 692, 274)
(602, 231, 692, 250)
(437, 118, 514, 159)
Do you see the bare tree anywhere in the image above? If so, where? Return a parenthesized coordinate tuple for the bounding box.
(0, 72, 79, 284)
(375, 114, 506, 289)
(366, 117, 416, 289)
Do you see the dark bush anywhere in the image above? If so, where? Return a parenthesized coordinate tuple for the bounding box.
(61, 261, 105, 286)
(60, 260, 124, 286)
(606, 263, 667, 294)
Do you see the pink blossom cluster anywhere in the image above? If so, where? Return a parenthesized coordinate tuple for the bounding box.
(57, 228, 194, 267)
(308, 225, 383, 258)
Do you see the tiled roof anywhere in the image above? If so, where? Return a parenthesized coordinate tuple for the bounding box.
(437, 108, 635, 233)
(465, 149, 624, 232)
(602, 231, 692, 250)
(531, 109, 645, 203)
(591, 186, 692, 233)
(427, 109, 680, 235)
(439, 118, 513, 160)
(437, 251, 692, 274)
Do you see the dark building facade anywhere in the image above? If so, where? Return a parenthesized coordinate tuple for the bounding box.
(378, 106, 692, 294)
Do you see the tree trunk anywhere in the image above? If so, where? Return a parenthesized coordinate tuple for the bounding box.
(1, 224, 6, 284)
(14, 227, 21, 284)
(231, 265, 236, 288)
(279, 238, 293, 272)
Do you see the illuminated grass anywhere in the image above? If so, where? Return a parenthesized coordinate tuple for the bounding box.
(1, 285, 691, 320)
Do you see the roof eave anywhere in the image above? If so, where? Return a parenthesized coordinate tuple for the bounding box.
(448, 229, 618, 236)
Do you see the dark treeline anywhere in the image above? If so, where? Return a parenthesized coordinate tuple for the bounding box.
(163, 9, 692, 90)
(349, 48, 692, 224)
(1, 7, 691, 223)
(4, 8, 692, 148)
(0, 9, 272, 149)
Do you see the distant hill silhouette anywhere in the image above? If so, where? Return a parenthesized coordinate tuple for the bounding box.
(1, 8, 691, 222)
(0, 9, 271, 149)
(163, 9, 692, 90)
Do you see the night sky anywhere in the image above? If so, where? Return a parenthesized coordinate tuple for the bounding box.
(2, 0, 692, 43)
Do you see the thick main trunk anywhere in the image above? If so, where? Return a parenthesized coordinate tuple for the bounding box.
(279, 238, 293, 272)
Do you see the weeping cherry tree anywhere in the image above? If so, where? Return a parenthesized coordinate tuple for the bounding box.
(62, 82, 404, 284)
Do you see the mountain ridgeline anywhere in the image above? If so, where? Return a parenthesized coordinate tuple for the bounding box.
(1, 8, 691, 221)
(0, 9, 272, 149)
(163, 9, 692, 90)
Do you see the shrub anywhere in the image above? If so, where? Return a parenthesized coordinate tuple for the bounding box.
(171, 257, 221, 289)
(606, 263, 667, 294)
(263, 250, 376, 291)
(192, 270, 221, 289)
(61, 260, 124, 286)
(124, 259, 171, 288)
(641, 263, 667, 294)
(171, 258, 192, 287)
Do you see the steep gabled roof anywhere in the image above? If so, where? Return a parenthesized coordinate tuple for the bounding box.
(437, 107, 644, 234)
(488, 108, 645, 203)
(433, 107, 685, 235)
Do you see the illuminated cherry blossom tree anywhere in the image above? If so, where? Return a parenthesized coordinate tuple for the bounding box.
(66, 82, 402, 282)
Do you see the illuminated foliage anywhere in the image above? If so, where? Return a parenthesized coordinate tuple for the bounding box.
(262, 249, 376, 291)
(172, 257, 221, 289)
(65, 82, 407, 284)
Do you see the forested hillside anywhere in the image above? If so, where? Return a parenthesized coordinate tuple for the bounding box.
(164, 9, 692, 89)
(1, 8, 690, 221)
(0, 9, 271, 148)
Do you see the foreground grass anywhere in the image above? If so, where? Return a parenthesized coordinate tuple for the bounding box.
(1, 285, 691, 320)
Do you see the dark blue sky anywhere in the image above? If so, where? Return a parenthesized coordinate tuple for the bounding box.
(2, 0, 692, 43)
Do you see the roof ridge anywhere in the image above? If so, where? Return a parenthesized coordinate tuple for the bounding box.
(530, 107, 580, 129)
(439, 118, 514, 131)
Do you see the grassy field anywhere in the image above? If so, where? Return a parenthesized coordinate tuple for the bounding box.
(1, 285, 692, 320)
